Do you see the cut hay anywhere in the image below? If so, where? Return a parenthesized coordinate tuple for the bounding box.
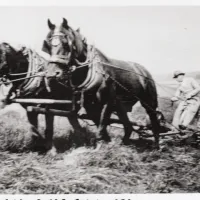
(0, 142, 200, 193)
(0, 104, 96, 153)
(0, 97, 199, 193)
(0, 110, 44, 152)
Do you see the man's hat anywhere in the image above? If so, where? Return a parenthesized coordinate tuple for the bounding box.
(173, 70, 185, 78)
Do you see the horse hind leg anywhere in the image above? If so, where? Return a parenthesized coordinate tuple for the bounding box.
(140, 100, 160, 149)
(115, 99, 135, 145)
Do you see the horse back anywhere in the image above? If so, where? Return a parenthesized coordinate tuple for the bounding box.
(103, 58, 157, 100)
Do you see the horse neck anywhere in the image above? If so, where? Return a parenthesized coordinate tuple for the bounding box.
(70, 43, 89, 86)
(71, 59, 89, 86)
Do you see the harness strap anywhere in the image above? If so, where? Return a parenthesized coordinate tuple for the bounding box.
(49, 54, 71, 65)
(14, 49, 46, 97)
(71, 46, 98, 90)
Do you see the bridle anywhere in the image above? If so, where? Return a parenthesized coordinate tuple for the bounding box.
(49, 54, 71, 65)
(48, 31, 74, 66)
(46, 29, 99, 91)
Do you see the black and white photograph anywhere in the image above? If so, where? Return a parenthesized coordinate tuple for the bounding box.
(0, 2, 200, 197)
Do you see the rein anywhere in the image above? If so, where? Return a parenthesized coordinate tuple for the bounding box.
(0, 73, 45, 85)
(8, 64, 43, 76)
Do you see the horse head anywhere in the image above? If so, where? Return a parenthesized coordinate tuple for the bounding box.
(0, 43, 31, 108)
(0, 43, 28, 77)
(43, 18, 88, 83)
(0, 43, 14, 77)
(0, 43, 17, 108)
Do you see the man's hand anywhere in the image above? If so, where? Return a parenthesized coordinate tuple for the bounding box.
(185, 93, 192, 100)
(171, 96, 179, 102)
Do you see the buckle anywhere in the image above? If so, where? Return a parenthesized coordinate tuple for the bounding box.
(69, 65, 76, 72)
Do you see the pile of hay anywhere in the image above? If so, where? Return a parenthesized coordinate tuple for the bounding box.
(0, 109, 42, 152)
(0, 105, 96, 152)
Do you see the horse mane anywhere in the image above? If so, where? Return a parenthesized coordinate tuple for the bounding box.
(0, 43, 15, 57)
(68, 27, 88, 62)
(95, 48, 110, 62)
(69, 28, 111, 63)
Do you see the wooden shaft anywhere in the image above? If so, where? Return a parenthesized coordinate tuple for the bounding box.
(159, 132, 181, 137)
(27, 106, 73, 117)
(11, 98, 72, 105)
(26, 106, 183, 138)
(27, 106, 141, 127)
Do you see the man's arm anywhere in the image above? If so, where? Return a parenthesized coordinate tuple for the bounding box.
(187, 78, 200, 98)
(171, 88, 181, 101)
(175, 88, 181, 98)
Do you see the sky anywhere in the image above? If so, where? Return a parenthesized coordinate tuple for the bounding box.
(0, 6, 200, 75)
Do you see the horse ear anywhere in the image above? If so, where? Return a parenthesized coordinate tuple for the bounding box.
(42, 40, 51, 54)
(82, 37, 87, 43)
(76, 28, 80, 33)
(62, 18, 69, 29)
(47, 19, 55, 30)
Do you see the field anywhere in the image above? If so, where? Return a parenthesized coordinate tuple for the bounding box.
(0, 95, 200, 194)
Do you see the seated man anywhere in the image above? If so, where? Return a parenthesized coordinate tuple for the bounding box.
(171, 70, 200, 130)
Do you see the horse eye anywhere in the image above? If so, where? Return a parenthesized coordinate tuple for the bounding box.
(62, 38, 68, 44)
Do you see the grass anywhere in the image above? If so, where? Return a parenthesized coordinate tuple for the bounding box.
(0, 99, 199, 193)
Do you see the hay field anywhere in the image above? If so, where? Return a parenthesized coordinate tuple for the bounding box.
(0, 99, 200, 194)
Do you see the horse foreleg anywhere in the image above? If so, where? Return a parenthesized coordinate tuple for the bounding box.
(27, 111, 39, 134)
(96, 102, 112, 142)
(115, 99, 133, 145)
(144, 109, 160, 149)
(44, 113, 54, 151)
(95, 81, 115, 142)
(27, 111, 47, 151)
(67, 112, 85, 134)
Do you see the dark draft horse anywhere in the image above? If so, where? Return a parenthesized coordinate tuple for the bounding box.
(43, 18, 161, 149)
(0, 43, 73, 151)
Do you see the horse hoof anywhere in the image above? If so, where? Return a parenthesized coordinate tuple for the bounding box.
(103, 136, 111, 143)
(45, 141, 53, 152)
(78, 107, 88, 118)
(90, 138, 97, 148)
(96, 135, 111, 143)
(95, 141, 104, 151)
(153, 144, 160, 150)
(47, 146, 57, 156)
(122, 138, 131, 146)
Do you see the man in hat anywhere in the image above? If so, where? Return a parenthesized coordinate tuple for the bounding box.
(171, 70, 200, 130)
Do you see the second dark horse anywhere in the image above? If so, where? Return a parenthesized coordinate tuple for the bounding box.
(0, 43, 73, 151)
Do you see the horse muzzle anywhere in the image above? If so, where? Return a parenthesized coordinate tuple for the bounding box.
(45, 61, 64, 79)
(45, 70, 63, 79)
